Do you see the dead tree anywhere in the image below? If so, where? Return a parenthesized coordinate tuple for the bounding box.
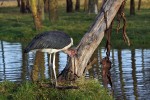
(58, 0, 129, 82)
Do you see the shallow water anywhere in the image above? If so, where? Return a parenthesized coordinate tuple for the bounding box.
(0, 40, 150, 100)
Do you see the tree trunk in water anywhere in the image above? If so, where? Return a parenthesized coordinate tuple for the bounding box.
(130, 0, 135, 15)
(48, 0, 58, 22)
(58, 0, 125, 81)
(30, 0, 42, 30)
(137, 0, 141, 10)
(66, 0, 73, 13)
(75, 0, 80, 11)
(88, 0, 98, 14)
(84, 0, 88, 11)
(37, 0, 45, 21)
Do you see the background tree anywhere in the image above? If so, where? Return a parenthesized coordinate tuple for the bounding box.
(75, 0, 80, 11)
(20, 0, 30, 13)
(17, 0, 21, 7)
(48, 0, 58, 22)
(44, 0, 49, 12)
(130, 0, 135, 15)
(20, 0, 26, 13)
(66, 0, 73, 12)
(88, 0, 98, 14)
(58, 0, 129, 82)
(84, 0, 88, 11)
(37, 0, 45, 21)
(30, 0, 42, 30)
(138, 0, 141, 10)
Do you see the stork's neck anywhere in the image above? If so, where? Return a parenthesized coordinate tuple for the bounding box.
(64, 49, 77, 57)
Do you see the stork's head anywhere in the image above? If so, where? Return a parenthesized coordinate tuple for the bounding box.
(64, 48, 77, 57)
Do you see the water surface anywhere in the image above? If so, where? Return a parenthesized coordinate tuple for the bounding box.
(0, 40, 150, 100)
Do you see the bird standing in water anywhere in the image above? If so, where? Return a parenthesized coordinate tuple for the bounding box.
(24, 31, 76, 86)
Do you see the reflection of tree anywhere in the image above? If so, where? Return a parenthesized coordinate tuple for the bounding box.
(98, 48, 102, 81)
(1, 41, 6, 80)
(131, 49, 138, 100)
(31, 51, 45, 82)
(118, 49, 126, 100)
(141, 49, 144, 70)
(21, 46, 27, 81)
(92, 49, 99, 79)
(85, 49, 98, 79)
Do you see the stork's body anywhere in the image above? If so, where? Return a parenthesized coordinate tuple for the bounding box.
(24, 31, 74, 86)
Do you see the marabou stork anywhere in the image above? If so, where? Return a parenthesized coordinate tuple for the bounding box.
(24, 31, 76, 86)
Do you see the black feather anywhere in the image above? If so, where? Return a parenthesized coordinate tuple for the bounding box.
(24, 31, 72, 53)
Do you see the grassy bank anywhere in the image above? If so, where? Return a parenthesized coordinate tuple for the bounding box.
(0, 79, 113, 100)
(0, 1, 150, 48)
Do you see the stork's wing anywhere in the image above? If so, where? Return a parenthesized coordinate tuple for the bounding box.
(24, 31, 72, 53)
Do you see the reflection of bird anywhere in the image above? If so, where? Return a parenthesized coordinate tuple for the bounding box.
(24, 31, 76, 86)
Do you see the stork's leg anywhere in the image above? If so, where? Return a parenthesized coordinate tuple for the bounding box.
(53, 53, 58, 86)
(49, 54, 53, 82)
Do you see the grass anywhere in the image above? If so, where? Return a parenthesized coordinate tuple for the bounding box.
(0, 79, 114, 100)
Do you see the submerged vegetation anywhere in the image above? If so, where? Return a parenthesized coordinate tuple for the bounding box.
(0, 79, 113, 100)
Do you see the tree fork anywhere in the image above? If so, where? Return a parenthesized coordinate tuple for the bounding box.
(58, 0, 127, 82)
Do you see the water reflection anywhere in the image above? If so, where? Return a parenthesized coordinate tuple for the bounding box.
(0, 40, 150, 100)
(0, 41, 22, 82)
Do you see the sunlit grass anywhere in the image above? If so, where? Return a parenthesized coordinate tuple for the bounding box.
(0, 0, 150, 48)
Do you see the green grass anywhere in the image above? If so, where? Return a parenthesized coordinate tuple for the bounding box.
(111, 8, 150, 48)
(0, 79, 113, 100)
(0, 2, 150, 48)
(0, 6, 96, 45)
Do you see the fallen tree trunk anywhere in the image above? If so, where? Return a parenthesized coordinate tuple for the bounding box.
(58, 0, 126, 81)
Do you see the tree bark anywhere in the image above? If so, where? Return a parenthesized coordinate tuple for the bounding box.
(66, 0, 73, 13)
(30, 0, 42, 30)
(137, 0, 141, 10)
(84, 0, 88, 11)
(20, 0, 30, 13)
(58, 0, 126, 81)
(75, 0, 80, 11)
(44, 0, 49, 12)
(130, 0, 135, 15)
(88, 0, 98, 14)
(17, 0, 21, 7)
(48, 0, 58, 22)
(20, 0, 26, 13)
(37, 0, 45, 21)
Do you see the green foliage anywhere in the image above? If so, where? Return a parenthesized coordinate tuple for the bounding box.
(0, 79, 114, 100)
